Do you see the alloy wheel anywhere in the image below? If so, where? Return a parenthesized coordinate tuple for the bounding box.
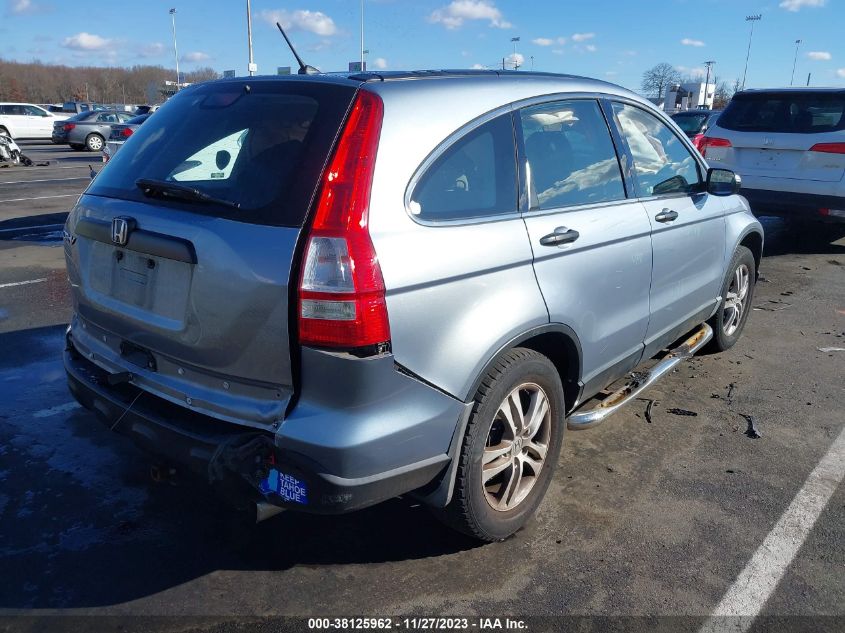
(482, 382, 552, 512)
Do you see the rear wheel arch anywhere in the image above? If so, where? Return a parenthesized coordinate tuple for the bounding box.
(468, 324, 583, 414)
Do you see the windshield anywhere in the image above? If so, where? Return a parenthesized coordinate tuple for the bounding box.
(672, 113, 708, 134)
(719, 92, 845, 133)
(87, 80, 358, 227)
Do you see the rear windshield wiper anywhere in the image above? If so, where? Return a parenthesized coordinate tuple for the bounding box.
(135, 178, 241, 209)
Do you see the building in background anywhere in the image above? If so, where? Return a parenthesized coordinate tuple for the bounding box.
(664, 82, 715, 113)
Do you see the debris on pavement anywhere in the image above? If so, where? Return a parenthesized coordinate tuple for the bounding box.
(727, 382, 737, 403)
(645, 399, 656, 424)
(753, 300, 792, 312)
(667, 408, 698, 417)
(740, 414, 762, 439)
(817, 347, 845, 353)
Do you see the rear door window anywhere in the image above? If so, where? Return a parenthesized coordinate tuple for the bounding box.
(518, 99, 625, 210)
(409, 114, 517, 221)
(86, 80, 358, 227)
(719, 92, 845, 133)
(613, 103, 701, 197)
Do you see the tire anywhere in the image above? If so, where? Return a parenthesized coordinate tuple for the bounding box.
(437, 348, 565, 541)
(707, 246, 756, 352)
(85, 133, 104, 152)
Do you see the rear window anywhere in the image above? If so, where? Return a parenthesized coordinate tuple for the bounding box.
(719, 92, 845, 133)
(87, 80, 357, 227)
(672, 113, 709, 134)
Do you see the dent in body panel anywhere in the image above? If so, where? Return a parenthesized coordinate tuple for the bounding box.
(279, 347, 469, 479)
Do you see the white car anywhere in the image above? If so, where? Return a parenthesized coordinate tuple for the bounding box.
(0, 102, 68, 140)
(701, 88, 845, 221)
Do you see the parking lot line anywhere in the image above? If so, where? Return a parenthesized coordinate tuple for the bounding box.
(0, 278, 48, 289)
(699, 424, 845, 633)
(0, 194, 79, 203)
(0, 176, 89, 185)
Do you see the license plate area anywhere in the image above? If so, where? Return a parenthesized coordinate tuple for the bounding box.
(84, 239, 192, 328)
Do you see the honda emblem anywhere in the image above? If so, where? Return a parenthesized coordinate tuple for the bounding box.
(111, 216, 134, 246)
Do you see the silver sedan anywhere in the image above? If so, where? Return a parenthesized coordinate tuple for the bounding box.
(51, 110, 134, 151)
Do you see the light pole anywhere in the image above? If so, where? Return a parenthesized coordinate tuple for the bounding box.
(703, 60, 715, 109)
(510, 36, 520, 70)
(790, 39, 802, 86)
(360, 0, 365, 70)
(169, 8, 180, 89)
(741, 14, 761, 91)
(246, 0, 256, 76)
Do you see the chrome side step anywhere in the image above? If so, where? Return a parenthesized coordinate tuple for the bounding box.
(567, 324, 713, 430)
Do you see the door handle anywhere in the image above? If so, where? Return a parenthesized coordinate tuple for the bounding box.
(654, 209, 679, 223)
(539, 226, 580, 247)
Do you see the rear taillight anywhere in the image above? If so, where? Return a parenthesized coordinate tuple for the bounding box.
(692, 133, 705, 151)
(62, 123, 76, 132)
(700, 136, 731, 158)
(121, 127, 134, 138)
(298, 90, 389, 350)
(809, 143, 845, 154)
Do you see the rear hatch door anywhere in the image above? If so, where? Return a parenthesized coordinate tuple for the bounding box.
(66, 78, 358, 426)
(717, 90, 845, 182)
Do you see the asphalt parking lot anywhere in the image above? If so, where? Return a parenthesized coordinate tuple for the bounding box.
(0, 142, 843, 631)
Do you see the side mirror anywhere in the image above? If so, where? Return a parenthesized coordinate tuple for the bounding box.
(706, 167, 741, 196)
(215, 150, 231, 170)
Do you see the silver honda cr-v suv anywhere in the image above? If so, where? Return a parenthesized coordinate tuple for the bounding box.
(63, 70, 763, 541)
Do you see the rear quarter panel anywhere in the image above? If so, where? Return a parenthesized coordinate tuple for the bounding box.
(365, 82, 551, 402)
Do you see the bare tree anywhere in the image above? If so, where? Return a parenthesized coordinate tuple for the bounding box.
(641, 63, 681, 100)
(713, 81, 731, 109)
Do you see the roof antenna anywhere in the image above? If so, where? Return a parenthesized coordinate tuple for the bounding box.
(276, 22, 320, 75)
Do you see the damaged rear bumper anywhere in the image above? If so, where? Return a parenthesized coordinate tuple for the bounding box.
(64, 335, 467, 515)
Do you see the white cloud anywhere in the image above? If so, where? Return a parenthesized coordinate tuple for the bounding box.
(260, 9, 337, 36)
(681, 37, 705, 47)
(838, 68, 845, 78)
(139, 42, 165, 58)
(676, 65, 706, 79)
(585, 44, 597, 52)
(61, 32, 112, 51)
(807, 51, 831, 60)
(533, 36, 566, 46)
(605, 71, 618, 77)
(571, 32, 595, 42)
(780, 0, 826, 11)
(505, 52, 524, 69)
(429, 1, 511, 30)
(181, 51, 211, 63)
(552, 49, 564, 55)
(471, 63, 486, 69)
(8, 0, 33, 14)
(373, 57, 388, 70)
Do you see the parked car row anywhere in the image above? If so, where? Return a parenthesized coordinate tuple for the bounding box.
(0, 101, 160, 148)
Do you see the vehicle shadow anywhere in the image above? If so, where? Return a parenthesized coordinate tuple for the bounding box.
(0, 325, 479, 610)
(759, 215, 845, 258)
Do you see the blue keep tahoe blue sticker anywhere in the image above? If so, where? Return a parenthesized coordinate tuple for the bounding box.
(259, 468, 308, 504)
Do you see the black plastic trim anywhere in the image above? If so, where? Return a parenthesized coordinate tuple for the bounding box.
(75, 217, 197, 264)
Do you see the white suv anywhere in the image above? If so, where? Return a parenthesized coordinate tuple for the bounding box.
(702, 88, 845, 222)
(0, 102, 62, 140)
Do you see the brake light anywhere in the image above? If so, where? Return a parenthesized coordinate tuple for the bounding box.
(298, 90, 388, 350)
(700, 136, 731, 158)
(121, 127, 134, 138)
(692, 133, 705, 151)
(809, 143, 845, 154)
(62, 123, 76, 132)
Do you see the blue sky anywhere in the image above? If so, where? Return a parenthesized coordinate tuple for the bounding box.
(2, 0, 844, 92)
